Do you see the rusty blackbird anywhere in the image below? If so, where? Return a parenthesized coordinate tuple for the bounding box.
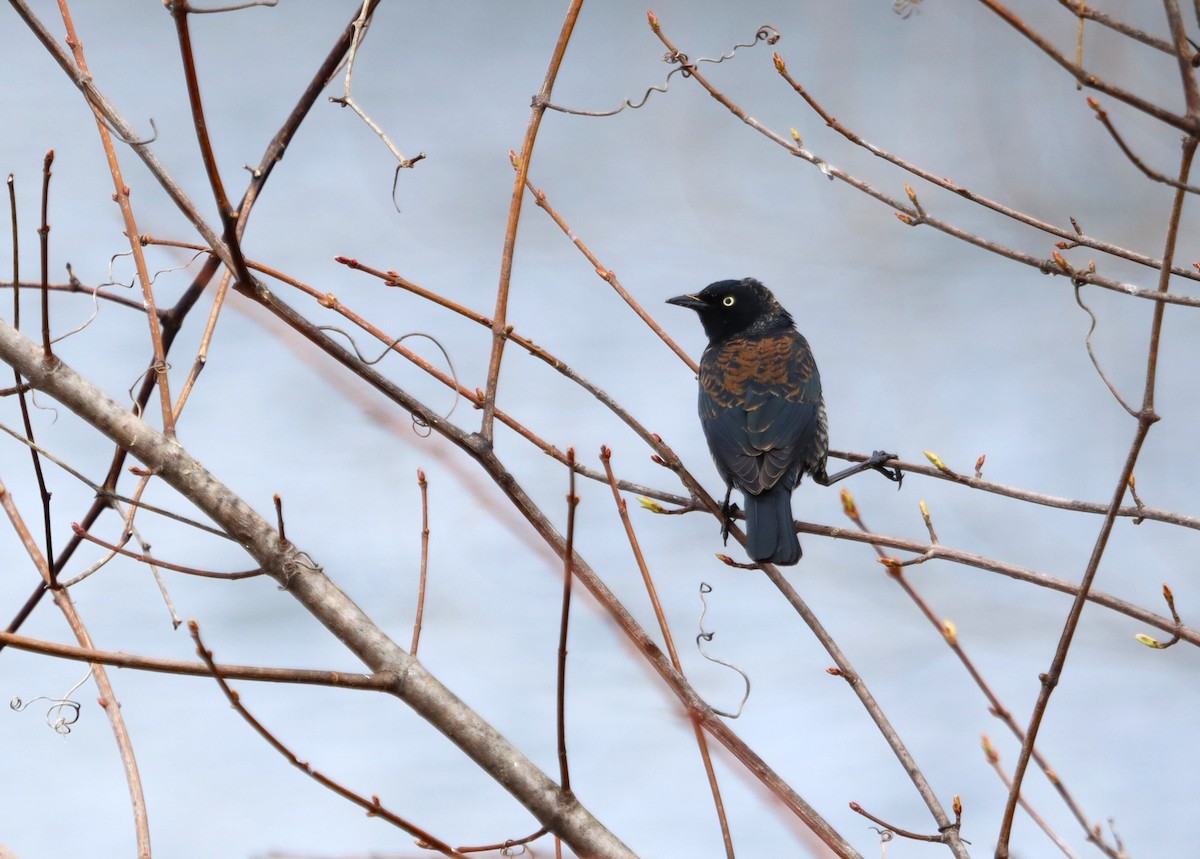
(668, 278, 900, 565)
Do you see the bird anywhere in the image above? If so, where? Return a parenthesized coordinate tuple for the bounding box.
(668, 278, 900, 565)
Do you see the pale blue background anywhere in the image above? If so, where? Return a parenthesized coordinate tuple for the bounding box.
(0, 2, 1196, 857)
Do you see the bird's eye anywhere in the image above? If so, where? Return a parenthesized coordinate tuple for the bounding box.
(722, 296, 736, 307)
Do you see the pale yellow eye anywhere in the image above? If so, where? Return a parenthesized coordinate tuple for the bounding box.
(722, 296, 736, 307)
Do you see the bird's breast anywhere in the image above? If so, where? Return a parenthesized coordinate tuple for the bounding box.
(700, 332, 816, 405)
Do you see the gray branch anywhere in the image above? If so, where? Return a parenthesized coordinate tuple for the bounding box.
(0, 316, 636, 859)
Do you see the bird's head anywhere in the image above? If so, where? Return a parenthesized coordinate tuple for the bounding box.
(666, 278, 793, 343)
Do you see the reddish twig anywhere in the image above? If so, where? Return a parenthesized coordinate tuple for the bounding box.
(848, 800, 958, 845)
(996, 128, 1200, 859)
(188, 621, 466, 857)
(525, 176, 698, 373)
(0, 628, 392, 690)
(481, 0, 586, 443)
(843, 492, 1123, 858)
(69, 522, 263, 580)
(982, 737, 1083, 859)
(55, 0, 176, 437)
(975, 0, 1198, 133)
(600, 446, 735, 858)
(0, 473, 152, 858)
(772, 54, 1200, 284)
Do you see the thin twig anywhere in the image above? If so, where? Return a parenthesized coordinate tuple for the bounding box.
(773, 55, 1200, 284)
(556, 450, 577, 798)
(9, 169, 57, 588)
(167, 1, 257, 293)
(996, 130, 1199, 859)
(0, 628, 393, 690)
(410, 468, 429, 657)
(983, 737, 1084, 859)
(525, 176, 698, 373)
(188, 621, 467, 858)
(842, 492, 1123, 858)
(1057, 0, 1176, 53)
(2, 0, 384, 648)
(172, 269, 233, 419)
(1086, 96, 1200, 194)
(848, 802, 950, 844)
(481, 0, 586, 443)
(0, 473, 152, 858)
(55, 0, 176, 437)
(327, 2, 426, 178)
(976, 0, 1198, 133)
(38, 150, 53, 361)
(70, 522, 263, 580)
(600, 446, 736, 859)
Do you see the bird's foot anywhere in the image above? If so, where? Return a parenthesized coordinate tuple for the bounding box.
(867, 450, 904, 488)
(720, 496, 739, 545)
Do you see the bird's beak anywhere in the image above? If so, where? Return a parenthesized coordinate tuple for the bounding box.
(666, 293, 706, 310)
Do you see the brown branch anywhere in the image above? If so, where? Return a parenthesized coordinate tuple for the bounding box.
(481, 0, 585, 443)
(8, 167, 57, 589)
(70, 521, 263, 580)
(410, 468, 430, 657)
(773, 53, 1200, 283)
(982, 737, 1084, 859)
(1057, 0, 1176, 53)
(835, 449, 1200, 532)
(996, 134, 1200, 859)
(600, 446, 736, 859)
(525, 176, 698, 373)
(1164, 0, 1200, 119)
(842, 492, 1123, 858)
(976, 0, 1198, 133)
(55, 0, 176, 437)
(2, 0, 387, 650)
(556, 450, 577, 800)
(38, 150, 53, 360)
(167, 1, 257, 295)
(848, 801, 952, 845)
(0, 628, 393, 690)
(0, 473, 151, 858)
(1087, 96, 1200, 193)
(649, 17, 1200, 309)
(189, 621, 466, 858)
(0, 313, 637, 858)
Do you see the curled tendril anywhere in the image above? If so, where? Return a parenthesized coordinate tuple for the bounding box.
(316, 326, 461, 436)
(11, 670, 91, 736)
(543, 24, 781, 117)
(893, 0, 924, 18)
(695, 583, 751, 718)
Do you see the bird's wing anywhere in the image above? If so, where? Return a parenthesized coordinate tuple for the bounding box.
(699, 332, 820, 494)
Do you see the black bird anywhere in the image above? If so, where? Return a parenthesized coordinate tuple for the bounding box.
(668, 278, 900, 565)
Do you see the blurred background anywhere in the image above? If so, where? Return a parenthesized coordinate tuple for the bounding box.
(0, 1, 1197, 856)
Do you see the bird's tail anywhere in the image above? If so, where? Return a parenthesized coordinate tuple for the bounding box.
(743, 486, 801, 566)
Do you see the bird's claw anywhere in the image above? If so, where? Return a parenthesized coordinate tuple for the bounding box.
(868, 450, 903, 488)
(720, 499, 739, 545)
